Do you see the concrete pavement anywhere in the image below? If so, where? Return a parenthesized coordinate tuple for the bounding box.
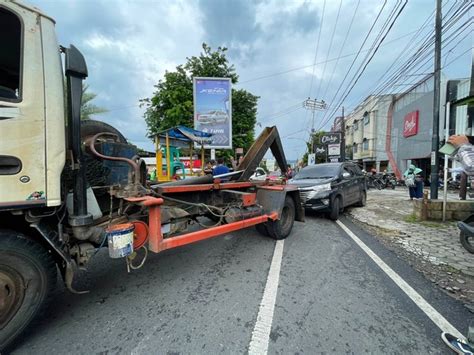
(348, 188, 474, 277)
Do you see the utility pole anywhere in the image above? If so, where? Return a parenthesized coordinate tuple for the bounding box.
(341, 106, 346, 162)
(430, 0, 442, 199)
(303, 98, 327, 153)
(303, 98, 327, 132)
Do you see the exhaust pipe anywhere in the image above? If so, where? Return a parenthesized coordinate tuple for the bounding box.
(64, 45, 93, 227)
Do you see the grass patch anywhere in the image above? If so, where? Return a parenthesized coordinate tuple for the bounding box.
(403, 213, 449, 229)
(404, 214, 418, 223)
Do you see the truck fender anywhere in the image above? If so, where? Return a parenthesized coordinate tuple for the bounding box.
(256, 186, 304, 222)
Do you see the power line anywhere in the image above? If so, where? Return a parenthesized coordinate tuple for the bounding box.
(308, 0, 327, 97)
(320, 0, 361, 108)
(318, 1, 407, 131)
(315, 0, 388, 130)
(340, 1, 471, 123)
(236, 29, 421, 86)
(313, 0, 343, 101)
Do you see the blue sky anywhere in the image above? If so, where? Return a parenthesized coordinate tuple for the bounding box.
(30, 0, 473, 160)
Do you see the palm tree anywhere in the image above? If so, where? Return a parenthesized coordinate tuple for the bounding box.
(81, 84, 108, 120)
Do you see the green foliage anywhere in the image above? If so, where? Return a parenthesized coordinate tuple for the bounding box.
(81, 84, 108, 120)
(301, 131, 327, 166)
(142, 44, 258, 153)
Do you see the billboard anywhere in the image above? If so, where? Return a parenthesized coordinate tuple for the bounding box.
(403, 110, 419, 137)
(193, 77, 232, 148)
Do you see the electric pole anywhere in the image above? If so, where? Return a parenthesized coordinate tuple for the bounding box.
(341, 106, 345, 162)
(303, 98, 327, 153)
(430, 0, 442, 199)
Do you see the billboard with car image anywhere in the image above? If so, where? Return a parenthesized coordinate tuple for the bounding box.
(193, 77, 232, 148)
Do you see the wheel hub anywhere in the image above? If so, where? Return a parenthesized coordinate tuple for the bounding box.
(0, 266, 25, 330)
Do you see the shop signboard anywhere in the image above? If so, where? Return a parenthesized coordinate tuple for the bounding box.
(321, 132, 341, 145)
(193, 77, 232, 148)
(308, 153, 316, 166)
(328, 143, 341, 156)
(314, 145, 327, 158)
(403, 110, 419, 137)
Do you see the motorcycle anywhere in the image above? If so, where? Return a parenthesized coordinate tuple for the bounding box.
(457, 215, 474, 253)
(381, 174, 396, 189)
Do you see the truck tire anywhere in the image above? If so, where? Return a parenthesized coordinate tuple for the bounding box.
(0, 231, 57, 351)
(264, 196, 295, 240)
(81, 119, 127, 143)
(255, 223, 269, 237)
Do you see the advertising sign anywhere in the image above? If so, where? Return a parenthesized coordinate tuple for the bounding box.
(308, 153, 316, 166)
(403, 110, 419, 137)
(314, 145, 327, 158)
(331, 116, 344, 132)
(328, 143, 341, 156)
(193, 77, 232, 148)
(321, 133, 341, 145)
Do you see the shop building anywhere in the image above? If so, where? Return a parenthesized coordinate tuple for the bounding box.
(344, 95, 393, 172)
(387, 74, 446, 180)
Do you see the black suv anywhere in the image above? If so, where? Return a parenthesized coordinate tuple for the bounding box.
(289, 162, 367, 220)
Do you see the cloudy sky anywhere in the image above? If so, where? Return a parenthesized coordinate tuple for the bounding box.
(31, 0, 472, 160)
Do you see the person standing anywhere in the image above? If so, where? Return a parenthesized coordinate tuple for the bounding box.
(212, 158, 230, 176)
(403, 164, 423, 200)
(441, 134, 474, 354)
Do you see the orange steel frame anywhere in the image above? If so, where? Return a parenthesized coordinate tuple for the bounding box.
(126, 193, 279, 254)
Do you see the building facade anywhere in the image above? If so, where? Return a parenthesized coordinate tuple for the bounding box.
(344, 95, 393, 172)
(387, 74, 446, 179)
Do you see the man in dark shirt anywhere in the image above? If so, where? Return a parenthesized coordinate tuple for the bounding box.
(212, 158, 230, 176)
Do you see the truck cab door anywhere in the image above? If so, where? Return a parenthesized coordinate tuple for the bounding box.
(0, 4, 46, 208)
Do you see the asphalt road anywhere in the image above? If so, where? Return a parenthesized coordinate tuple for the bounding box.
(10, 213, 471, 354)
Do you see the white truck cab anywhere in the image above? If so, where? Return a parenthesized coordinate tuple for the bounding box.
(0, 1, 65, 209)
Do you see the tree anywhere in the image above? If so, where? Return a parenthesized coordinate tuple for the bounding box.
(301, 131, 327, 165)
(81, 84, 108, 120)
(142, 44, 258, 157)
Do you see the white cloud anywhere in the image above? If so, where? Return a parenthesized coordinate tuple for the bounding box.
(29, 0, 473, 159)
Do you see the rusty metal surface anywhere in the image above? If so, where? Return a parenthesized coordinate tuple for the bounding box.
(159, 213, 278, 251)
(256, 188, 287, 218)
(219, 190, 257, 207)
(255, 186, 303, 222)
(236, 126, 288, 181)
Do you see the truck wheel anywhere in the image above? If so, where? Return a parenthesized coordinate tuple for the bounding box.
(81, 119, 127, 143)
(0, 231, 57, 351)
(329, 196, 340, 220)
(265, 196, 295, 240)
(255, 223, 269, 237)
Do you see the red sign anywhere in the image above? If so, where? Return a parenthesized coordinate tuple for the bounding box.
(181, 158, 202, 169)
(403, 110, 419, 137)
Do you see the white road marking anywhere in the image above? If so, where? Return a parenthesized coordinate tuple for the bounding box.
(336, 220, 464, 339)
(248, 240, 285, 355)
